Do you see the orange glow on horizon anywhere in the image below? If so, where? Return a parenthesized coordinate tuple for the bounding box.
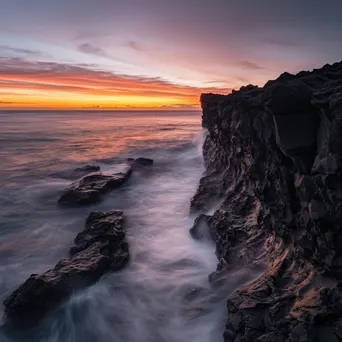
(0, 60, 233, 110)
(0, 93, 199, 110)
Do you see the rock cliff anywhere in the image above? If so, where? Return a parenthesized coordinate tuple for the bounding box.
(191, 61, 342, 341)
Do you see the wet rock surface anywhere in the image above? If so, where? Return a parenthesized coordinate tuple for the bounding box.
(58, 166, 132, 206)
(3, 210, 129, 324)
(191, 61, 342, 341)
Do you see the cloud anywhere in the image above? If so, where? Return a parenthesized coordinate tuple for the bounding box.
(1, 0, 342, 90)
(0, 100, 35, 105)
(78, 43, 108, 57)
(238, 60, 265, 70)
(0, 45, 47, 57)
(262, 37, 301, 47)
(77, 43, 127, 65)
(0, 57, 232, 108)
(203, 80, 227, 84)
(128, 41, 143, 52)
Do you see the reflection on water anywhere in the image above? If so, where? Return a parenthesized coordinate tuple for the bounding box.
(0, 111, 255, 342)
(0, 111, 201, 185)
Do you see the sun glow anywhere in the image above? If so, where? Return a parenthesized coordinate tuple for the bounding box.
(0, 59, 232, 110)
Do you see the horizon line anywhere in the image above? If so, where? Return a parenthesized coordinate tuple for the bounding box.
(0, 108, 202, 112)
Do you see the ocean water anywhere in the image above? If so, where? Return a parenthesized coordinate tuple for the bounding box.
(0, 111, 227, 342)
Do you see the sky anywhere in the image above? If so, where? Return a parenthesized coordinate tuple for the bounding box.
(0, 0, 341, 110)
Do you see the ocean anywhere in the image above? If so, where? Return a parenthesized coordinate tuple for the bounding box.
(0, 111, 226, 342)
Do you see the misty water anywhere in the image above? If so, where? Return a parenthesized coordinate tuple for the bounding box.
(0, 111, 229, 341)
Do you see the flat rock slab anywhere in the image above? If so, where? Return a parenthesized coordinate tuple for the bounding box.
(3, 210, 129, 324)
(58, 166, 132, 206)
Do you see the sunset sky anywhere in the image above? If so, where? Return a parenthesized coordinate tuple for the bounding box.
(1, 0, 342, 110)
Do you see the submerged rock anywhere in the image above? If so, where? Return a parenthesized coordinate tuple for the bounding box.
(58, 166, 132, 206)
(3, 210, 129, 324)
(127, 157, 154, 168)
(74, 165, 101, 174)
(191, 61, 342, 341)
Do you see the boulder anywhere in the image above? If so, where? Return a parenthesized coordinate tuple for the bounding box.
(3, 210, 129, 324)
(58, 166, 132, 206)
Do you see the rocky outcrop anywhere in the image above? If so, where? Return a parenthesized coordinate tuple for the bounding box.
(58, 166, 132, 206)
(59, 158, 154, 206)
(191, 61, 342, 341)
(3, 210, 129, 324)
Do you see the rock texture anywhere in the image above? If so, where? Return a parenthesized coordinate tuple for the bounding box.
(191, 61, 342, 341)
(3, 210, 129, 324)
(58, 166, 132, 206)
